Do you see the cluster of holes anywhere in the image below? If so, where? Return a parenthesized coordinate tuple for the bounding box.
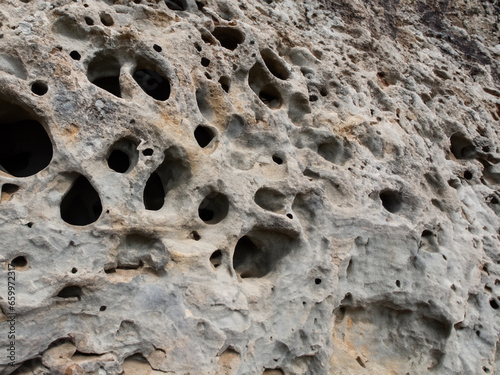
(86, 53, 171, 101)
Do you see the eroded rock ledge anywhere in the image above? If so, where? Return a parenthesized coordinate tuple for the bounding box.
(0, 0, 499, 374)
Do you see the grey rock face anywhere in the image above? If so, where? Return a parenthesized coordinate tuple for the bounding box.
(0, 0, 499, 374)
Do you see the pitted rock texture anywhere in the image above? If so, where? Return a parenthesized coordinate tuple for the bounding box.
(0, 0, 500, 374)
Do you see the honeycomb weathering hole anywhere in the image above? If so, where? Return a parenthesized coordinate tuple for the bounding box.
(0, 114, 53, 177)
(87, 54, 121, 97)
(194, 125, 216, 148)
(60, 175, 103, 226)
(56, 285, 82, 299)
(10, 256, 28, 269)
(133, 68, 170, 101)
(232, 231, 296, 278)
(380, 189, 402, 213)
(254, 187, 286, 213)
(165, 0, 187, 10)
(212, 27, 245, 51)
(210, 250, 223, 268)
(107, 138, 138, 173)
(143, 172, 165, 210)
(260, 49, 290, 80)
(258, 84, 282, 109)
(31, 81, 48, 96)
(450, 132, 475, 159)
(198, 192, 229, 224)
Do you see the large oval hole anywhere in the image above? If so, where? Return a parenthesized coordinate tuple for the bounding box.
(143, 172, 165, 211)
(260, 49, 290, 80)
(60, 175, 103, 226)
(87, 53, 121, 97)
(0, 101, 53, 177)
(198, 192, 229, 224)
(212, 27, 245, 50)
(133, 67, 170, 101)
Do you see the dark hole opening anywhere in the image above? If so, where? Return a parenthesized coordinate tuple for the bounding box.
(31, 81, 48, 96)
(57, 286, 82, 299)
(27, 222, 33, 228)
(93, 76, 121, 97)
(60, 175, 103, 226)
(201, 57, 210, 67)
(165, 0, 187, 10)
(71, 267, 78, 273)
(100, 13, 114, 26)
(70, 51, 81, 60)
(464, 171, 473, 180)
(315, 278, 322, 285)
(260, 49, 290, 80)
(2, 184, 19, 195)
(199, 208, 214, 221)
(196, 0, 205, 10)
(309, 95, 318, 102)
(396, 280, 401, 287)
(107, 149, 130, 173)
(85, 16, 94, 26)
(191, 231, 201, 241)
(450, 133, 475, 159)
(258, 84, 282, 109)
(490, 299, 499, 309)
(212, 26, 245, 50)
(194, 125, 215, 148)
(198, 192, 229, 224)
(100, 305, 107, 311)
(142, 148, 154, 156)
(380, 189, 402, 213)
(219, 76, 230, 93)
(153, 44, 162, 52)
(233, 236, 269, 278)
(143, 172, 165, 211)
(272, 155, 283, 164)
(0, 120, 53, 177)
(10, 256, 27, 269)
(422, 229, 433, 237)
(133, 68, 170, 101)
(286, 213, 293, 219)
(210, 249, 222, 268)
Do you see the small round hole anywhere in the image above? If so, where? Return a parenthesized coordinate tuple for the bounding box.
(286, 213, 293, 219)
(201, 57, 210, 67)
(10, 256, 27, 269)
(490, 299, 499, 309)
(272, 155, 283, 164)
(71, 267, 78, 274)
(31, 81, 48, 96)
(27, 222, 33, 228)
(70, 51, 81, 60)
(195, 43, 202, 52)
(464, 171, 473, 180)
(142, 148, 154, 156)
(85, 16, 94, 26)
(396, 280, 401, 287)
(210, 250, 222, 268)
(153, 44, 162, 52)
(100, 305, 107, 311)
(315, 278, 322, 285)
(191, 231, 201, 241)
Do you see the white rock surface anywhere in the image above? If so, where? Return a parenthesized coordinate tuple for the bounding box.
(0, 0, 499, 374)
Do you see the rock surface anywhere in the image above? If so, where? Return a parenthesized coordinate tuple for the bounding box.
(0, 0, 499, 374)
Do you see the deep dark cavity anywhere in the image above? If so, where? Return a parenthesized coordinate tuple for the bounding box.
(31, 81, 48, 96)
(450, 132, 476, 159)
(219, 76, 230, 92)
(165, 0, 187, 10)
(70, 51, 81, 60)
(210, 250, 223, 268)
(0, 104, 53, 177)
(107, 138, 138, 173)
(380, 189, 402, 213)
(60, 175, 103, 226)
(198, 192, 229, 224)
(87, 54, 121, 97)
(10, 256, 27, 269)
(57, 286, 82, 299)
(260, 49, 290, 80)
(100, 13, 114, 26)
(272, 155, 283, 164)
(143, 172, 165, 210)
(194, 125, 215, 148)
(212, 27, 245, 50)
(133, 68, 170, 101)
(201, 57, 210, 67)
(258, 84, 282, 109)
(233, 231, 295, 278)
